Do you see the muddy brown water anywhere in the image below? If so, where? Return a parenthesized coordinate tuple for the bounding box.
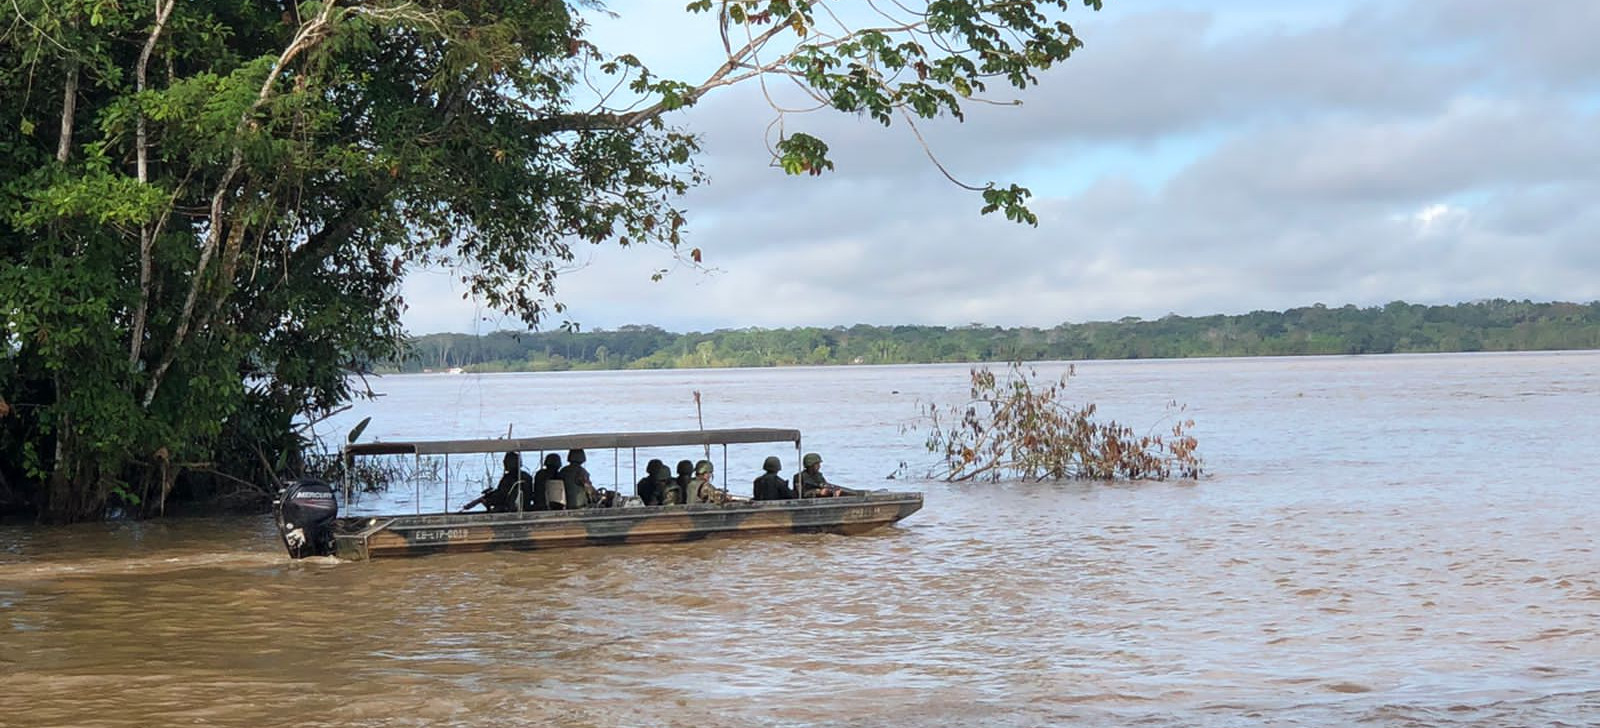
(3, 353, 1598, 727)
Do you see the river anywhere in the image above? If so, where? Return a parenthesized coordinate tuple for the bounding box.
(2, 352, 1597, 727)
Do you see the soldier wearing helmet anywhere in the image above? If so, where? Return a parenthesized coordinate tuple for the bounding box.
(559, 448, 597, 509)
(532, 452, 562, 510)
(636, 458, 667, 506)
(798, 452, 848, 498)
(658, 462, 685, 505)
(752, 455, 795, 500)
(674, 459, 695, 493)
(484, 451, 532, 512)
(689, 459, 729, 504)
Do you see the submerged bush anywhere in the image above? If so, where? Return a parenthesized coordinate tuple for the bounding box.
(921, 363, 1201, 482)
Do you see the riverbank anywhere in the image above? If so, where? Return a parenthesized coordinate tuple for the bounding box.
(389, 299, 1600, 374)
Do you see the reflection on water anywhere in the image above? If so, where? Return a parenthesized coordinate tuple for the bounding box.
(3, 352, 1600, 727)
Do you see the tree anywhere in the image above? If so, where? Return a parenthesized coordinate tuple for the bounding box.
(1, 0, 1107, 521)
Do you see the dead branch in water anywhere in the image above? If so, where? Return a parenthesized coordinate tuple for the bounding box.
(920, 362, 1202, 482)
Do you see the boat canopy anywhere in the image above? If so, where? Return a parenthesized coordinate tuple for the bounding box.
(344, 427, 803, 458)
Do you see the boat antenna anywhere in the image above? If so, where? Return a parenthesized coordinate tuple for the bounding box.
(693, 390, 710, 460)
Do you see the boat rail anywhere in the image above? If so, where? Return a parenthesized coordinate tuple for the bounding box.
(341, 427, 810, 514)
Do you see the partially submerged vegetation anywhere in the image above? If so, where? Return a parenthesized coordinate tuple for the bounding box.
(920, 363, 1201, 482)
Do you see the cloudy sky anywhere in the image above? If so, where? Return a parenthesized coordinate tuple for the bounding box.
(401, 0, 1600, 335)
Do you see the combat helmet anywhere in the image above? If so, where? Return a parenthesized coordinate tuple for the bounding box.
(694, 459, 714, 476)
(762, 456, 782, 473)
(803, 452, 822, 468)
(567, 448, 586, 465)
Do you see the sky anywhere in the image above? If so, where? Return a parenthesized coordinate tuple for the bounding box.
(400, 0, 1600, 335)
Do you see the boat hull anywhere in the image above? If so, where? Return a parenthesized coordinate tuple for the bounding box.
(330, 491, 923, 560)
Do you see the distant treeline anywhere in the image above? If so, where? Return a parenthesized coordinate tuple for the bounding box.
(389, 299, 1600, 373)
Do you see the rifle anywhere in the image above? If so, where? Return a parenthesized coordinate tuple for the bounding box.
(462, 423, 517, 512)
(465, 473, 534, 513)
(794, 473, 860, 498)
(593, 487, 626, 508)
(459, 488, 493, 512)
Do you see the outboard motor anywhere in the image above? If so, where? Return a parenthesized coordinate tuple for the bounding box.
(274, 478, 339, 558)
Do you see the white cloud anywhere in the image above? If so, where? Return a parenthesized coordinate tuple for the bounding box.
(1410, 203, 1468, 239)
(403, 0, 1600, 334)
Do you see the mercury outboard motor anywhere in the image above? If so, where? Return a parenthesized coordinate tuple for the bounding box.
(274, 478, 338, 558)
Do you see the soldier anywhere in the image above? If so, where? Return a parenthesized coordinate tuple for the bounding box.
(688, 460, 728, 504)
(486, 452, 532, 512)
(559, 448, 598, 509)
(752, 456, 795, 500)
(659, 470, 684, 505)
(532, 452, 562, 510)
(658, 461, 685, 505)
(797, 452, 850, 498)
(675, 459, 695, 493)
(636, 458, 666, 505)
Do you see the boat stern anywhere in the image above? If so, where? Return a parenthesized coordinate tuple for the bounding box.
(273, 479, 340, 559)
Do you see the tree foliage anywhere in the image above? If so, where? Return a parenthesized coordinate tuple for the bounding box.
(921, 362, 1200, 482)
(669, 0, 1104, 224)
(0, 1, 1107, 520)
(392, 299, 1600, 372)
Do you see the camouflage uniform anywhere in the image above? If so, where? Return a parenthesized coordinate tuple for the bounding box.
(689, 460, 728, 504)
(753, 455, 794, 500)
(659, 479, 684, 505)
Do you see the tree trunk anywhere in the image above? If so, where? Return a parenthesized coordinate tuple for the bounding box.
(56, 59, 78, 163)
(43, 415, 99, 523)
(39, 372, 122, 523)
(130, 0, 178, 368)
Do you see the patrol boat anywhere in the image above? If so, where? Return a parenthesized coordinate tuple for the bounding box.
(273, 427, 924, 560)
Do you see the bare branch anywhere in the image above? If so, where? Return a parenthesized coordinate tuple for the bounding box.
(921, 363, 1203, 482)
(8, 0, 69, 53)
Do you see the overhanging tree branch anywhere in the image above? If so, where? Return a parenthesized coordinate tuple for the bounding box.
(143, 0, 343, 408)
